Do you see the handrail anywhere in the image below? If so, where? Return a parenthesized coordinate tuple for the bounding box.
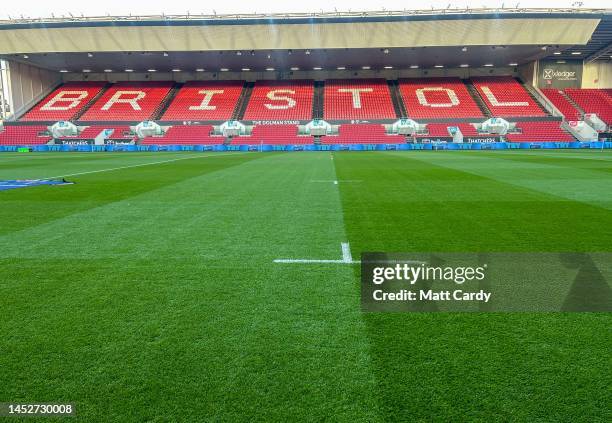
(0, 8, 608, 26)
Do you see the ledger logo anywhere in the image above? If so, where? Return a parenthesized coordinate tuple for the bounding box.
(543, 68, 577, 81)
(543, 68, 554, 79)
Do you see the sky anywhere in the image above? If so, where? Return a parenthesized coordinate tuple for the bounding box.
(1, 0, 609, 20)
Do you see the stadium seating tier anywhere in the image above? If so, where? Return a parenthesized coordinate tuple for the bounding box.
(564, 89, 612, 125)
(79, 81, 174, 121)
(324, 79, 397, 120)
(399, 78, 484, 118)
(243, 81, 314, 121)
(21, 82, 107, 121)
(540, 89, 582, 121)
(0, 126, 52, 145)
(471, 76, 546, 117)
(506, 121, 575, 142)
(161, 81, 244, 121)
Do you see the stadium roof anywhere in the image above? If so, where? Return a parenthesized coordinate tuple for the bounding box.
(0, 8, 609, 72)
(0, 7, 608, 28)
(541, 12, 612, 63)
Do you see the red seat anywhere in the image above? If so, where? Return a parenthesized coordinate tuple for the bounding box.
(0, 125, 52, 145)
(564, 89, 612, 125)
(21, 82, 107, 121)
(471, 76, 546, 117)
(399, 78, 483, 118)
(141, 125, 223, 145)
(231, 125, 312, 145)
(324, 79, 396, 120)
(321, 124, 403, 144)
(541, 89, 582, 121)
(418, 123, 451, 137)
(79, 81, 173, 121)
(74, 126, 107, 139)
(506, 121, 574, 142)
(161, 81, 244, 121)
(243, 81, 313, 120)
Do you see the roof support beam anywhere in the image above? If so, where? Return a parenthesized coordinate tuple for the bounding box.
(585, 41, 612, 63)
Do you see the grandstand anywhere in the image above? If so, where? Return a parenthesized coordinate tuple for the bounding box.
(3, 77, 585, 145)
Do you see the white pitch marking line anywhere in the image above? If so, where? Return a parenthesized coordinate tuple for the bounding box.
(43, 152, 245, 180)
(274, 242, 359, 264)
(341, 242, 353, 263)
(310, 180, 362, 183)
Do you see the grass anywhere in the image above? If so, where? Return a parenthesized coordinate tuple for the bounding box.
(0, 150, 610, 422)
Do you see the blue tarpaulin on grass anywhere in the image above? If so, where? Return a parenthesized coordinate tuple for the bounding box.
(0, 179, 74, 191)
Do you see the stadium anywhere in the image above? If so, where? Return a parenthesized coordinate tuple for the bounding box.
(0, 3, 611, 421)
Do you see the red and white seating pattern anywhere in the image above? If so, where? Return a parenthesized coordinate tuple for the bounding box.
(231, 125, 311, 145)
(505, 121, 574, 142)
(321, 124, 403, 144)
(0, 126, 52, 145)
(161, 81, 244, 121)
(564, 89, 612, 125)
(79, 81, 174, 121)
(540, 89, 582, 121)
(324, 79, 396, 120)
(471, 76, 546, 117)
(141, 125, 223, 145)
(243, 81, 313, 120)
(399, 78, 483, 118)
(21, 82, 107, 121)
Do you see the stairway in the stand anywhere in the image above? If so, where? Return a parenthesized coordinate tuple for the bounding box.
(515, 77, 551, 116)
(388, 80, 407, 118)
(72, 83, 112, 121)
(464, 79, 492, 118)
(152, 82, 183, 120)
(560, 91, 586, 119)
(312, 81, 324, 119)
(232, 82, 255, 120)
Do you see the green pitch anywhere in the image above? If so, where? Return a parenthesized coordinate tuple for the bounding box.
(0, 151, 610, 421)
